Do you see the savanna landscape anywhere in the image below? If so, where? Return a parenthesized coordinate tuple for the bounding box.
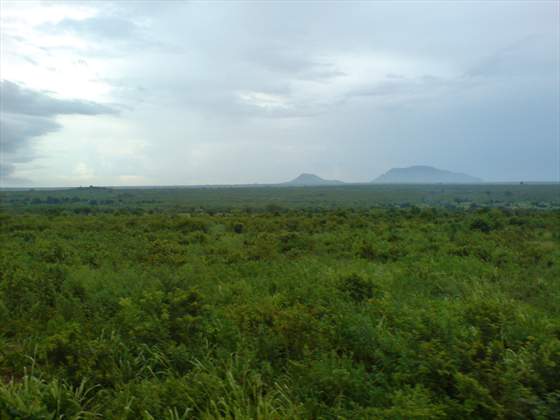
(1, 185, 559, 418)
(2, 0, 559, 418)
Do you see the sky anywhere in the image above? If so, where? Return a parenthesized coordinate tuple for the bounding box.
(0, 0, 559, 187)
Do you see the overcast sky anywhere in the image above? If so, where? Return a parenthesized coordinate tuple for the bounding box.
(1, 0, 558, 186)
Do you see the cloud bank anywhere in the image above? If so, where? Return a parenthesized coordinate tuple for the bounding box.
(1, 1, 558, 186)
(1, 81, 117, 182)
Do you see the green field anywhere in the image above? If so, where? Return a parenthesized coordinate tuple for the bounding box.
(1, 186, 559, 418)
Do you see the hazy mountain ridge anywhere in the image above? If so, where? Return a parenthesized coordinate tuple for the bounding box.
(373, 166, 482, 184)
(282, 173, 345, 186)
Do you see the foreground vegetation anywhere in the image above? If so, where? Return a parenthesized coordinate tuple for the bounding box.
(1, 188, 559, 418)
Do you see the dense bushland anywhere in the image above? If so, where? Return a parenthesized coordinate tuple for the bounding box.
(2, 184, 559, 214)
(1, 208, 559, 418)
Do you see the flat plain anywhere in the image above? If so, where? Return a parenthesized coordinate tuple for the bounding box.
(1, 184, 559, 418)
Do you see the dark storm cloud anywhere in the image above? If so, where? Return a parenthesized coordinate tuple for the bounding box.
(0, 81, 117, 179)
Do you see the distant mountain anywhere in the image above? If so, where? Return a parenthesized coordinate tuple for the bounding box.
(373, 166, 482, 183)
(283, 173, 345, 186)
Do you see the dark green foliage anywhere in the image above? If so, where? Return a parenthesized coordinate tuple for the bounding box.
(470, 217, 492, 233)
(338, 273, 377, 302)
(0, 201, 559, 418)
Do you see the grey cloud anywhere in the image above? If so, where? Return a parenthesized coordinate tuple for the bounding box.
(1, 113, 60, 155)
(234, 101, 332, 120)
(350, 79, 419, 98)
(0, 162, 15, 177)
(0, 161, 31, 185)
(1, 80, 118, 116)
(0, 162, 30, 186)
(347, 33, 558, 107)
(121, 1, 558, 181)
(246, 47, 345, 81)
(247, 47, 318, 74)
(39, 13, 182, 56)
(350, 75, 476, 99)
(466, 34, 558, 79)
(2, 1, 558, 185)
(1, 81, 117, 180)
(23, 56, 39, 66)
(54, 16, 140, 40)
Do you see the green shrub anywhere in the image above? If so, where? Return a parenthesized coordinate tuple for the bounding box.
(338, 273, 377, 302)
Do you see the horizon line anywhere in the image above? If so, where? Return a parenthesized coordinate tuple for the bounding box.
(2, 180, 559, 191)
